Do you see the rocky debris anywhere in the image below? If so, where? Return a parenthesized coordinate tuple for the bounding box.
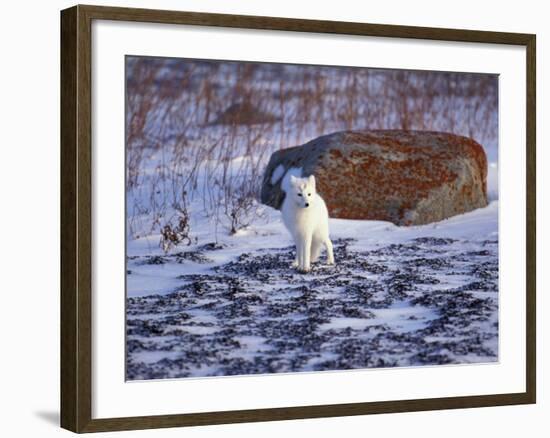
(261, 130, 488, 225)
(136, 250, 213, 265)
(126, 237, 498, 380)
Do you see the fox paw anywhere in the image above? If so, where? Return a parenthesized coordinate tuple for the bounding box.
(297, 266, 311, 273)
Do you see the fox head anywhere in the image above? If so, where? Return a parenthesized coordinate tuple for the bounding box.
(285, 175, 317, 208)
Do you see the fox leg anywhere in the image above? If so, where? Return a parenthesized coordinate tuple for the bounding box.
(310, 239, 322, 263)
(302, 234, 312, 272)
(325, 239, 335, 265)
(292, 252, 299, 268)
(295, 239, 305, 270)
(290, 231, 299, 267)
(294, 234, 312, 272)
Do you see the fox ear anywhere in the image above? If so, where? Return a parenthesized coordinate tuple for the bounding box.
(283, 174, 297, 193)
(308, 174, 316, 188)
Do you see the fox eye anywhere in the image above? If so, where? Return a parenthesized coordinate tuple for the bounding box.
(297, 193, 302, 197)
(308, 193, 311, 196)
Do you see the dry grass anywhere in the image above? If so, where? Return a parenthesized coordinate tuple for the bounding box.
(126, 57, 498, 246)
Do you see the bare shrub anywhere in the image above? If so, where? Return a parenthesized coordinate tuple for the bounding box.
(126, 56, 498, 243)
(159, 206, 193, 253)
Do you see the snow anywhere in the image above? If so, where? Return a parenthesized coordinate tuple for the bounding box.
(320, 302, 438, 334)
(270, 164, 286, 184)
(125, 58, 499, 380)
(126, 199, 499, 379)
(127, 199, 499, 298)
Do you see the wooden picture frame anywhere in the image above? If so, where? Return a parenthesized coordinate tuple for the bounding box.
(61, 4, 536, 433)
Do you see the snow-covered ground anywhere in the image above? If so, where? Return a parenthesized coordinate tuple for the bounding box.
(126, 169, 499, 380)
(125, 59, 499, 380)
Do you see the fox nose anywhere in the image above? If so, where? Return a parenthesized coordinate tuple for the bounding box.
(305, 203, 310, 207)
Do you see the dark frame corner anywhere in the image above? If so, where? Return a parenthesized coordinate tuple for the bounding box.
(61, 4, 536, 433)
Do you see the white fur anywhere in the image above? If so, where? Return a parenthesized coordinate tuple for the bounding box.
(281, 174, 335, 272)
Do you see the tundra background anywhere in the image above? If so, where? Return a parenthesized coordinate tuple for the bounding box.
(125, 56, 500, 380)
(0, 1, 546, 437)
(126, 57, 498, 241)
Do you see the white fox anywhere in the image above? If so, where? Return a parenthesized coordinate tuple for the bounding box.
(281, 174, 335, 272)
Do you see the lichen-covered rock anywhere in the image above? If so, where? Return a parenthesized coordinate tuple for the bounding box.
(261, 130, 488, 225)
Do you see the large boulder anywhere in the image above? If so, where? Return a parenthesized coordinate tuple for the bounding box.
(261, 130, 488, 226)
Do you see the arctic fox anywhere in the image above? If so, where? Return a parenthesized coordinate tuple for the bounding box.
(281, 174, 335, 273)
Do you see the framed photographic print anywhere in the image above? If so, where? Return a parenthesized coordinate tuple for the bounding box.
(60, 4, 536, 433)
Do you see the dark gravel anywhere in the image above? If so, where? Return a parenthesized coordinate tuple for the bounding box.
(126, 237, 498, 380)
